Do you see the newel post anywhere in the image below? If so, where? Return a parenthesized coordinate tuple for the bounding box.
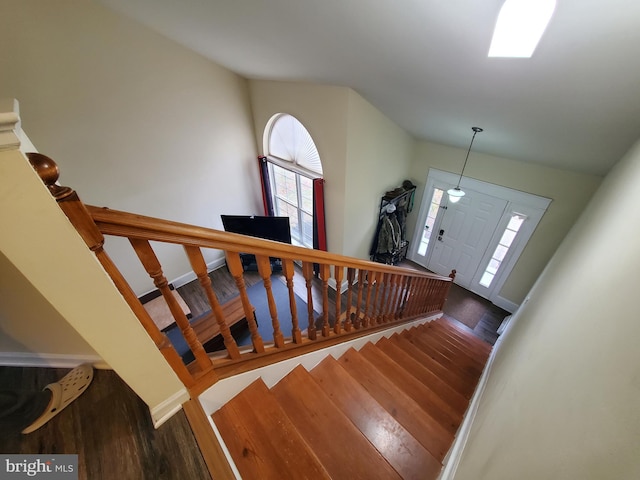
(26, 153, 201, 388)
(441, 269, 457, 310)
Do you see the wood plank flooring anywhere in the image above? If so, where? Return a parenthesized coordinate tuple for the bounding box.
(0, 368, 210, 480)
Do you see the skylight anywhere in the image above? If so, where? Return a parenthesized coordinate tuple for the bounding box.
(488, 0, 556, 58)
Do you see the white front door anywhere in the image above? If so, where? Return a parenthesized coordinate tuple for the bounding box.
(408, 169, 551, 311)
(428, 188, 508, 289)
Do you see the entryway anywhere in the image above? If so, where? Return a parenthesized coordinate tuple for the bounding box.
(409, 169, 551, 311)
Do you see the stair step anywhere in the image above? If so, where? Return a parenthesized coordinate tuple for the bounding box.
(376, 336, 469, 416)
(426, 322, 490, 362)
(402, 330, 480, 382)
(211, 379, 330, 480)
(358, 342, 461, 434)
(338, 347, 454, 461)
(310, 356, 442, 480)
(435, 318, 493, 353)
(412, 327, 484, 377)
(389, 334, 475, 398)
(271, 365, 402, 480)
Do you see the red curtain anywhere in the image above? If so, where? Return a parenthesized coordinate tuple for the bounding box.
(312, 178, 327, 251)
(258, 156, 275, 216)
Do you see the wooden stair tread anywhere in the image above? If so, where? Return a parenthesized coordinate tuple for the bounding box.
(271, 365, 402, 480)
(411, 327, 484, 377)
(338, 347, 454, 461)
(426, 322, 490, 362)
(435, 318, 492, 352)
(376, 336, 469, 416)
(210, 318, 493, 480)
(389, 334, 475, 399)
(402, 331, 480, 382)
(212, 378, 330, 480)
(358, 342, 461, 434)
(310, 356, 442, 480)
(429, 319, 492, 355)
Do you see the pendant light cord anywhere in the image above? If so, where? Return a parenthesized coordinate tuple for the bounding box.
(455, 127, 483, 189)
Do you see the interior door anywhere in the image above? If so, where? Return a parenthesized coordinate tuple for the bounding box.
(428, 188, 507, 288)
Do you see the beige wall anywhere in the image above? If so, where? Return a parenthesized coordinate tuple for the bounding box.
(249, 80, 350, 255)
(0, 0, 261, 415)
(344, 90, 414, 259)
(0, 0, 261, 295)
(453, 139, 640, 480)
(0, 145, 186, 415)
(409, 140, 602, 304)
(0, 251, 98, 357)
(249, 81, 415, 260)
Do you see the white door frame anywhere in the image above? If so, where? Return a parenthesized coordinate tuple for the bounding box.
(409, 169, 551, 312)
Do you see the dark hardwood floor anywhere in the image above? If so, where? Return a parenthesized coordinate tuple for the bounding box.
(0, 262, 506, 479)
(0, 368, 210, 480)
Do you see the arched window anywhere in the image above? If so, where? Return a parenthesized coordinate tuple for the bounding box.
(260, 114, 325, 250)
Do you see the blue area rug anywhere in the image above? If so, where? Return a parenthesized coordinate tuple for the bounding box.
(235, 278, 314, 347)
(166, 277, 314, 362)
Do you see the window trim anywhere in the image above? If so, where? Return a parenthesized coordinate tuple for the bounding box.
(268, 161, 315, 249)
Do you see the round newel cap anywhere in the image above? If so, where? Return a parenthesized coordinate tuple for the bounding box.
(26, 152, 73, 199)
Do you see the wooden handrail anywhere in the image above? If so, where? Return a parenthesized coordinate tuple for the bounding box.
(86, 204, 451, 279)
(28, 153, 454, 393)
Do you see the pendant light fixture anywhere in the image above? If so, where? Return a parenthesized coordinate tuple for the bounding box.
(447, 127, 483, 203)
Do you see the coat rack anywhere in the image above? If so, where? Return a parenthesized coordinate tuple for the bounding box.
(369, 183, 416, 265)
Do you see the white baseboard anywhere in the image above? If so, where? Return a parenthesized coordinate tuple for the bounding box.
(328, 277, 352, 293)
(138, 256, 227, 298)
(171, 257, 227, 289)
(149, 387, 190, 428)
(0, 352, 109, 369)
(492, 295, 519, 313)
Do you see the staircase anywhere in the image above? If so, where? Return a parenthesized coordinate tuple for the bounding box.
(212, 317, 492, 479)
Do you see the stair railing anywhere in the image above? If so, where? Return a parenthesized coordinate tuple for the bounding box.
(29, 153, 455, 393)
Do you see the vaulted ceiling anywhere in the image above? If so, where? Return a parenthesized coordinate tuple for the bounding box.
(99, 0, 640, 176)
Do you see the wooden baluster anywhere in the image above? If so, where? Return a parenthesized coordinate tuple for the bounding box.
(407, 277, 420, 317)
(362, 270, 374, 328)
(353, 269, 365, 329)
(424, 278, 438, 313)
(417, 277, 429, 314)
(256, 255, 285, 348)
(129, 238, 212, 372)
(422, 278, 432, 313)
(370, 271, 384, 326)
(282, 259, 302, 344)
(319, 263, 331, 337)
(432, 278, 441, 311)
(431, 278, 441, 311)
(184, 246, 240, 359)
(422, 278, 431, 313)
(389, 274, 403, 321)
(379, 273, 389, 323)
(378, 273, 390, 323)
(333, 265, 343, 335)
(384, 274, 397, 322)
(302, 261, 317, 340)
(344, 268, 355, 332)
(225, 252, 265, 353)
(28, 153, 198, 387)
(397, 275, 411, 319)
(380, 272, 391, 324)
